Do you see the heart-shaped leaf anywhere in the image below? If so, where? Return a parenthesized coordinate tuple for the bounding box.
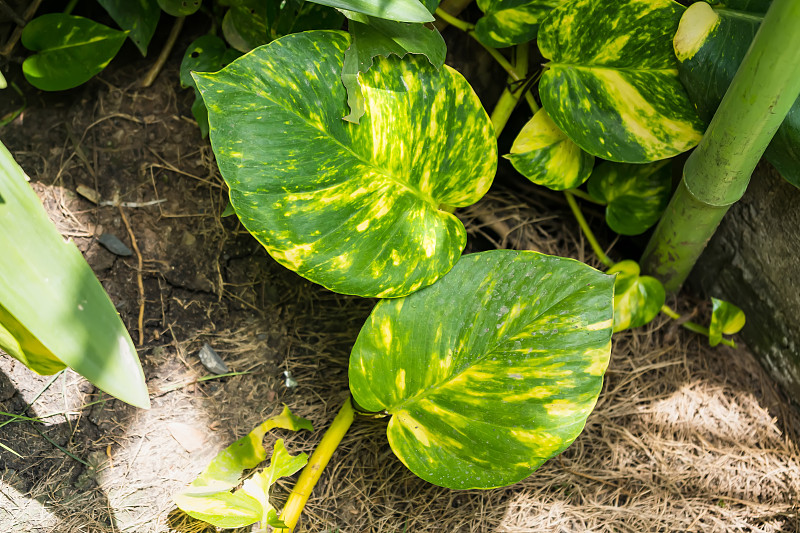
(0, 141, 148, 408)
(21, 14, 127, 91)
(537, 0, 704, 163)
(607, 260, 665, 333)
(674, 2, 800, 189)
(175, 439, 307, 528)
(342, 14, 446, 123)
(306, 0, 434, 22)
(349, 250, 614, 489)
(157, 0, 201, 17)
(194, 31, 496, 298)
(222, 4, 269, 52)
(475, 0, 566, 48)
(709, 297, 745, 347)
(98, 0, 160, 56)
(586, 161, 672, 235)
(506, 108, 594, 190)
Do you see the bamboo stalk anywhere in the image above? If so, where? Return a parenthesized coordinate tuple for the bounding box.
(641, 0, 800, 291)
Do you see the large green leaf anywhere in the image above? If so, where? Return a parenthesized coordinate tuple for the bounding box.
(194, 31, 496, 298)
(709, 297, 745, 347)
(98, 0, 160, 56)
(674, 2, 800, 188)
(349, 250, 614, 489)
(305, 0, 434, 22)
(537, 0, 704, 163)
(342, 13, 446, 123)
(175, 439, 306, 528)
(506, 108, 594, 190)
(0, 141, 149, 408)
(586, 161, 672, 236)
(475, 0, 565, 48)
(607, 260, 665, 333)
(21, 14, 127, 91)
(180, 36, 241, 137)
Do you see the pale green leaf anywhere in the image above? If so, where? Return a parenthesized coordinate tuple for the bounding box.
(194, 31, 496, 298)
(97, 0, 160, 56)
(538, 0, 704, 163)
(0, 141, 148, 408)
(306, 0, 434, 22)
(350, 250, 614, 489)
(586, 161, 672, 235)
(222, 4, 269, 52)
(21, 14, 127, 91)
(475, 0, 566, 48)
(709, 297, 745, 347)
(506, 108, 594, 190)
(157, 0, 201, 17)
(608, 260, 665, 333)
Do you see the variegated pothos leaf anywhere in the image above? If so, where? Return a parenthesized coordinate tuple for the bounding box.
(586, 161, 672, 235)
(349, 250, 614, 489)
(194, 31, 496, 298)
(506, 108, 594, 190)
(608, 260, 665, 333)
(709, 297, 745, 347)
(475, 0, 566, 48)
(537, 0, 704, 163)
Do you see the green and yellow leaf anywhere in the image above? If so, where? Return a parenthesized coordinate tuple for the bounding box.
(586, 161, 672, 235)
(475, 0, 566, 48)
(0, 141, 149, 408)
(349, 250, 614, 489)
(709, 297, 745, 347)
(306, 0, 434, 22)
(194, 31, 496, 298)
(608, 260, 665, 333)
(674, 1, 800, 188)
(506, 108, 594, 190)
(157, 0, 201, 17)
(537, 0, 704, 163)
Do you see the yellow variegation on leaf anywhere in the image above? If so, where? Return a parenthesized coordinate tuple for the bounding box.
(349, 250, 614, 489)
(608, 260, 665, 333)
(709, 297, 745, 347)
(194, 31, 496, 298)
(475, 0, 567, 48)
(506, 108, 594, 190)
(537, 0, 704, 163)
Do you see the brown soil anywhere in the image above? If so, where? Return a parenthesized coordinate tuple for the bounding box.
(1, 18, 799, 533)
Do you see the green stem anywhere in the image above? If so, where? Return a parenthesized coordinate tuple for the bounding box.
(434, 0, 474, 30)
(489, 44, 531, 136)
(564, 191, 614, 268)
(566, 188, 603, 205)
(660, 305, 736, 348)
(64, 0, 78, 14)
(642, 0, 800, 291)
(277, 398, 355, 531)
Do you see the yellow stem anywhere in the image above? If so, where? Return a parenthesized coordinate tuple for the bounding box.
(277, 398, 355, 531)
(564, 191, 614, 268)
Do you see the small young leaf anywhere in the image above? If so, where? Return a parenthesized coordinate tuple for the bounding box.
(21, 14, 127, 91)
(538, 0, 704, 163)
(475, 0, 566, 48)
(180, 405, 312, 497)
(194, 31, 496, 298)
(175, 439, 308, 529)
(306, 0, 434, 22)
(342, 16, 446, 123)
(0, 141, 148, 408)
(506, 108, 594, 191)
(349, 250, 614, 489)
(97, 0, 161, 56)
(586, 161, 672, 236)
(608, 260, 666, 333)
(157, 0, 201, 17)
(709, 297, 745, 347)
(222, 4, 269, 52)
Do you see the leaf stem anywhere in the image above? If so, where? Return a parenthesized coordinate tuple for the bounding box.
(277, 398, 355, 531)
(489, 43, 532, 136)
(64, 0, 78, 15)
(566, 188, 603, 205)
(660, 305, 736, 348)
(564, 191, 614, 268)
(140, 16, 185, 88)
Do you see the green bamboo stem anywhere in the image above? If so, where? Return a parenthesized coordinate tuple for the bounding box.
(564, 191, 614, 268)
(277, 398, 355, 531)
(641, 0, 800, 291)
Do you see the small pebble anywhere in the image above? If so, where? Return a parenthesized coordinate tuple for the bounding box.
(98, 233, 132, 257)
(198, 343, 229, 375)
